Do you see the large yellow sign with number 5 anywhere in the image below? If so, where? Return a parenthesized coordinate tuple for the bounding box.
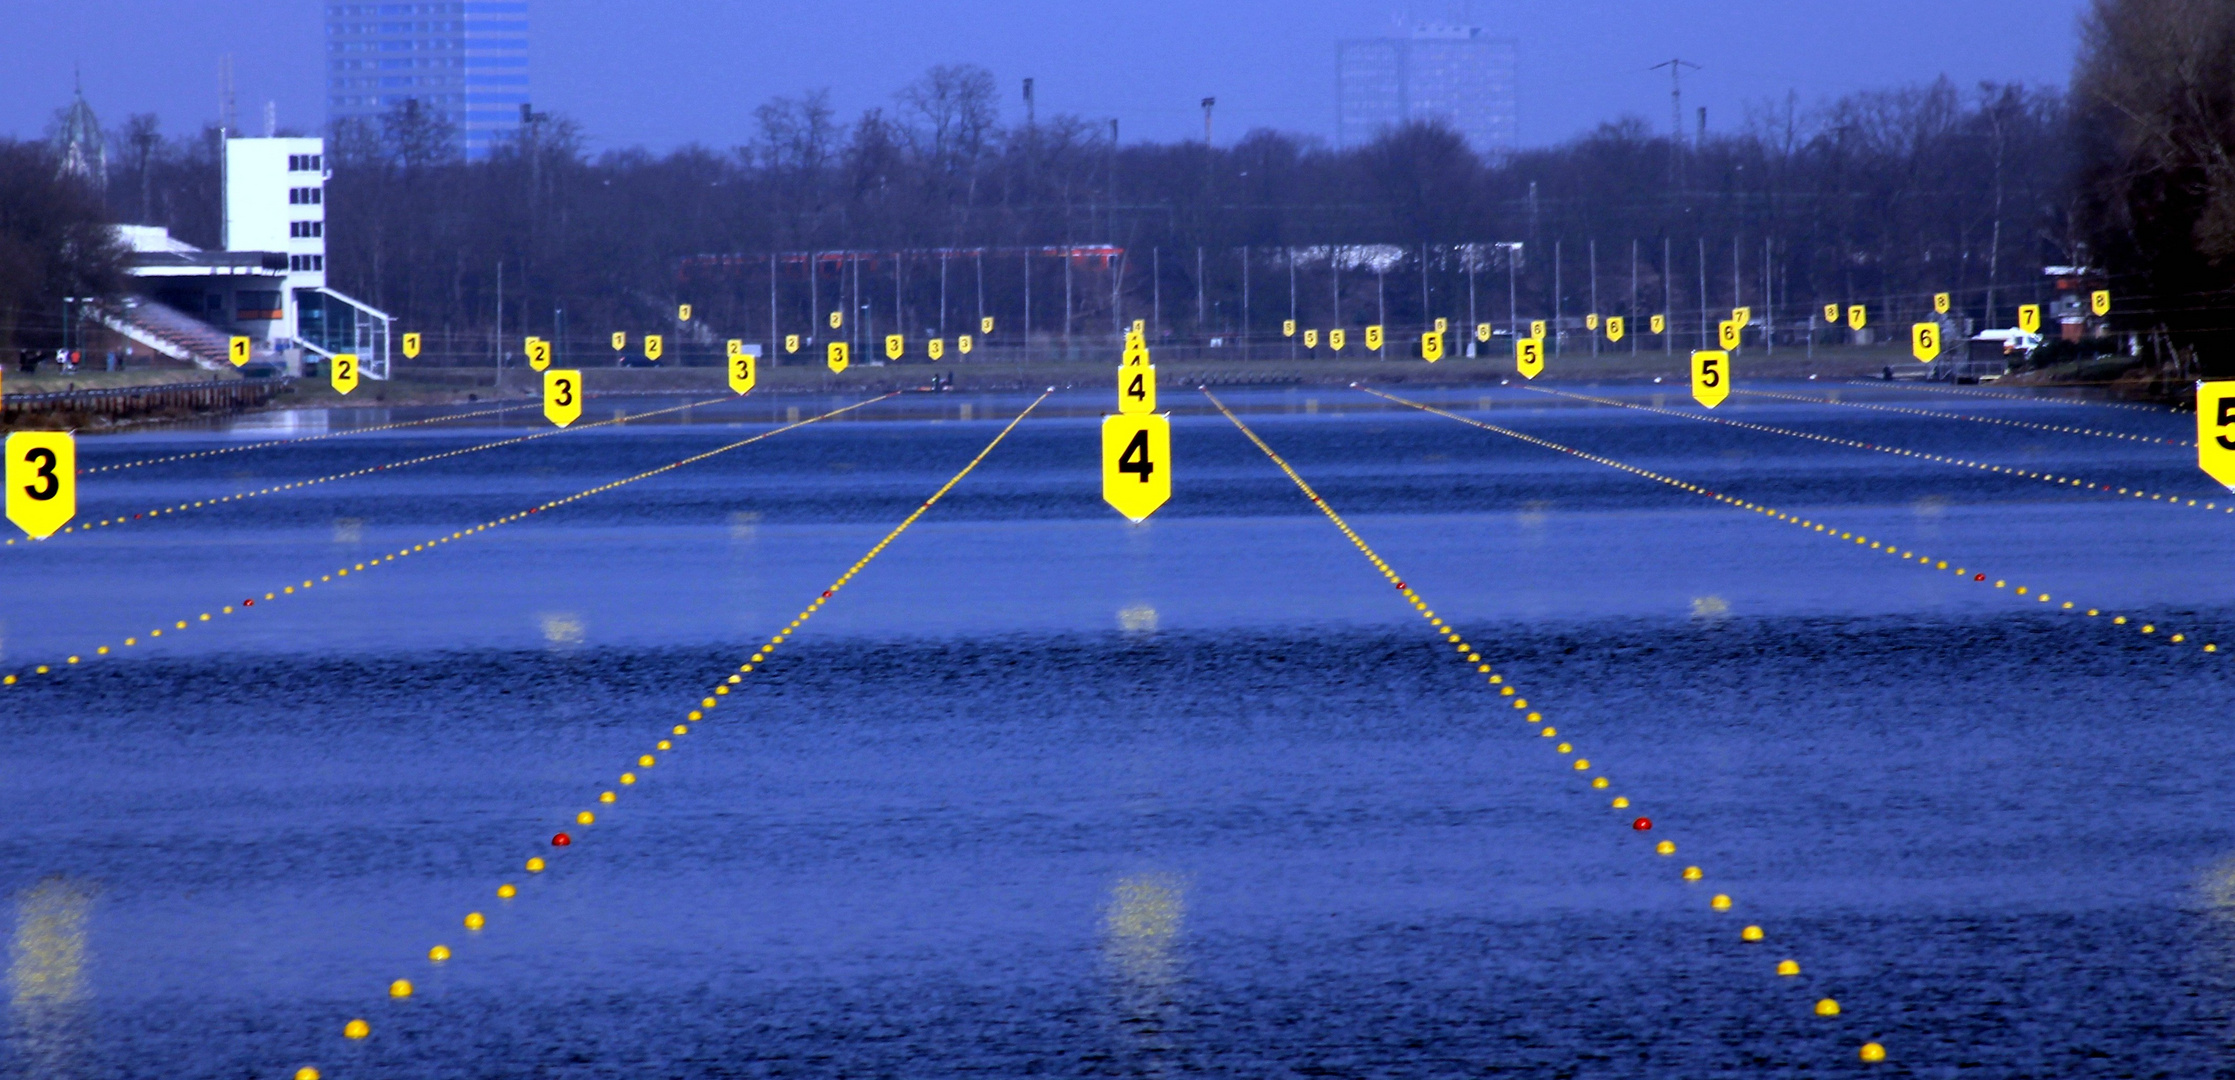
(1102, 414, 1171, 522)
(1515, 336, 1543, 379)
(2198, 382, 2235, 491)
(5, 431, 74, 539)
(1692, 350, 1729, 408)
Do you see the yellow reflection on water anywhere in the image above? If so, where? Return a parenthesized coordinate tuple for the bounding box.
(1691, 595, 1730, 622)
(1117, 605, 1159, 634)
(10, 877, 94, 1078)
(1104, 873, 1187, 1069)
(540, 612, 586, 647)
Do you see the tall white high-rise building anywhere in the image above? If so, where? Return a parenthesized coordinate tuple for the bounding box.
(324, 1, 530, 158)
(1337, 25, 1517, 157)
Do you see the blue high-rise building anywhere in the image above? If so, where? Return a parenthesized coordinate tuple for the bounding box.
(325, 1, 529, 159)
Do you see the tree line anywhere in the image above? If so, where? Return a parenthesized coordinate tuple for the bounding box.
(7, 0, 2227, 374)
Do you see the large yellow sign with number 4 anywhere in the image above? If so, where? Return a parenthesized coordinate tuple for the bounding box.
(331, 353, 359, 394)
(6, 431, 74, 539)
(2200, 382, 2235, 490)
(1102, 414, 1171, 522)
(544, 369, 582, 427)
(1692, 350, 1729, 408)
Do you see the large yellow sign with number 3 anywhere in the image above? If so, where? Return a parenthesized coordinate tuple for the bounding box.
(544, 369, 581, 427)
(5, 431, 74, 539)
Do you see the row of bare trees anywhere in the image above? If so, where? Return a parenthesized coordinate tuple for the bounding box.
(25, 49, 2193, 366)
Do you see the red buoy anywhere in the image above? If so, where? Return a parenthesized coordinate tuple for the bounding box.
(551, 833, 572, 847)
(1632, 817, 1653, 831)
(243, 599, 255, 607)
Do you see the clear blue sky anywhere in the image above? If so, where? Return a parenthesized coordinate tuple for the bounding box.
(6, 0, 2088, 150)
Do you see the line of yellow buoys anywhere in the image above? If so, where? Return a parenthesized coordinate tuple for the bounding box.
(287, 390, 1050, 1080)
(0, 394, 900, 685)
(1521, 385, 2232, 514)
(1737, 386, 2193, 448)
(1845, 379, 2187, 415)
(9, 397, 732, 548)
(1204, 386, 1888, 1067)
(1366, 385, 2222, 654)
(85, 401, 538, 474)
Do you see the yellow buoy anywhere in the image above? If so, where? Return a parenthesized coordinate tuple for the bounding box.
(1815, 998, 1841, 1016)
(1777, 959, 1800, 976)
(657, 740, 671, 751)
(525, 858, 546, 873)
(599, 791, 617, 803)
(1611, 797, 1630, 808)
(464, 912, 485, 931)
(1741, 925, 1764, 942)
(674, 724, 689, 735)
(296, 1068, 322, 1080)
(1859, 1042, 1886, 1063)
(389, 979, 413, 999)
(1591, 777, 1609, 789)
(1655, 841, 1676, 856)
(620, 772, 637, 785)
(497, 883, 517, 899)
(1710, 894, 1732, 911)
(344, 1018, 370, 1039)
(638, 755, 655, 767)
(576, 811, 595, 825)
(429, 944, 451, 962)
(1682, 866, 1703, 881)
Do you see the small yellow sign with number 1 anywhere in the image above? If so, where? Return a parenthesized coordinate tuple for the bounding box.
(229, 337, 250, 367)
(544, 369, 581, 427)
(1102, 414, 1170, 523)
(6, 431, 74, 539)
(331, 353, 359, 395)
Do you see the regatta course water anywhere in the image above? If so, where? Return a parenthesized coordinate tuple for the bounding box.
(1, 382, 2230, 1078)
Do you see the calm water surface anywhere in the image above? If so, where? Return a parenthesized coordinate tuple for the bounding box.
(0, 382, 2230, 1078)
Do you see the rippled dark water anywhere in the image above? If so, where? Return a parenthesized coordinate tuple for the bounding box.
(1, 383, 2231, 1078)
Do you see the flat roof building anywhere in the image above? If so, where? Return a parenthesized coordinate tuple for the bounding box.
(325, 1, 529, 158)
(1337, 25, 1517, 157)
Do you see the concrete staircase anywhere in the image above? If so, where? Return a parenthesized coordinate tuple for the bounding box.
(89, 298, 231, 371)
